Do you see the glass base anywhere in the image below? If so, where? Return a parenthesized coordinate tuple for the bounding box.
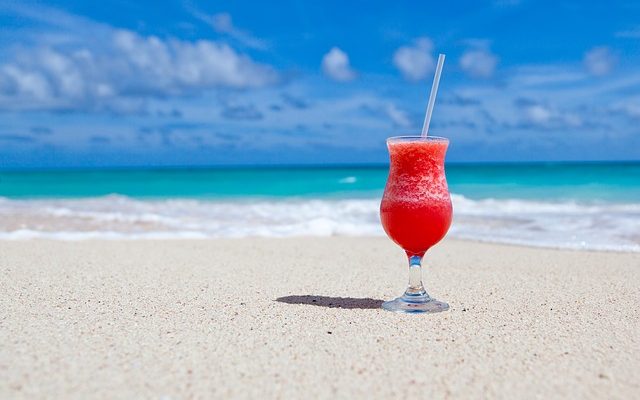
(382, 292, 449, 314)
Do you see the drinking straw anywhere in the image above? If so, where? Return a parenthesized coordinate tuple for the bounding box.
(421, 53, 446, 137)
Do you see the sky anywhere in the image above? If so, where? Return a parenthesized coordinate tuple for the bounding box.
(0, 0, 639, 168)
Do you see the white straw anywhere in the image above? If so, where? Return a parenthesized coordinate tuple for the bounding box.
(421, 53, 446, 137)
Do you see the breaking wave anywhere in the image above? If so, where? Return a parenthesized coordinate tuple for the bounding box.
(0, 194, 638, 252)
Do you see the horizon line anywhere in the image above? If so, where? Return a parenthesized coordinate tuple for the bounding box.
(1, 159, 640, 173)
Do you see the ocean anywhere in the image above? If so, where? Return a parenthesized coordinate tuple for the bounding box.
(1, 162, 639, 251)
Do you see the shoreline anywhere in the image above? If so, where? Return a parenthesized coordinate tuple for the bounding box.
(0, 235, 638, 254)
(1, 237, 639, 398)
(2, 193, 639, 252)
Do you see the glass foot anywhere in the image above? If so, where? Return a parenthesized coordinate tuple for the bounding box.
(382, 293, 449, 314)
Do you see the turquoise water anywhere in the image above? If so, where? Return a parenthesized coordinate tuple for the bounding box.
(0, 162, 639, 250)
(1, 162, 639, 202)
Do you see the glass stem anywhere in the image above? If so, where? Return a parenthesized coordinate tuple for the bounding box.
(405, 255, 427, 297)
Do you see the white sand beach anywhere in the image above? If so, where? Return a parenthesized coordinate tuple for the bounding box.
(1, 238, 639, 399)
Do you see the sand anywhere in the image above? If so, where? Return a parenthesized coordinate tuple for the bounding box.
(1, 238, 639, 399)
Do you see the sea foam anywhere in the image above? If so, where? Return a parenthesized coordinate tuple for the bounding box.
(0, 194, 638, 251)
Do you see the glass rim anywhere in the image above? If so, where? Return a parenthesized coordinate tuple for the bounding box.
(387, 135, 449, 143)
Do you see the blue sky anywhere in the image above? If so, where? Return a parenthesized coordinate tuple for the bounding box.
(0, 0, 639, 168)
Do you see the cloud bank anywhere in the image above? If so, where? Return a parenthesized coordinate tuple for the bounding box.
(0, 20, 278, 113)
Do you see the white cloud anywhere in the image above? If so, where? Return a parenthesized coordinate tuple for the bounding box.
(583, 46, 616, 76)
(211, 12, 233, 31)
(438, 60, 640, 142)
(524, 104, 553, 124)
(615, 27, 640, 38)
(611, 97, 640, 120)
(0, 28, 278, 112)
(392, 38, 435, 81)
(113, 30, 276, 89)
(385, 103, 412, 128)
(192, 11, 268, 50)
(459, 43, 499, 79)
(507, 65, 587, 87)
(517, 102, 582, 128)
(1, 65, 51, 101)
(321, 47, 356, 81)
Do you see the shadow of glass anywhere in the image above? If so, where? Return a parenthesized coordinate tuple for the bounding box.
(275, 295, 383, 310)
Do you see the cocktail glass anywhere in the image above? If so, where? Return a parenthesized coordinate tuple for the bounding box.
(380, 136, 452, 313)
